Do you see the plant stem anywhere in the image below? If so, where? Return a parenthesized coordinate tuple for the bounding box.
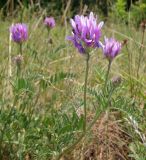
(83, 53, 90, 132)
(135, 26, 145, 100)
(104, 60, 112, 89)
(104, 60, 112, 160)
(126, 43, 133, 97)
(125, 30, 134, 96)
(136, 28, 145, 79)
(17, 43, 23, 77)
(16, 63, 21, 77)
(20, 43, 22, 55)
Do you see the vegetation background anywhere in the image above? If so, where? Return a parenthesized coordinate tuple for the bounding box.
(0, 0, 146, 26)
(0, 0, 146, 160)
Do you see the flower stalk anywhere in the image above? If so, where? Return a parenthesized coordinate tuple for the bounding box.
(104, 60, 112, 89)
(19, 43, 22, 55)
(101, 37, 121, 159)
(83, 52, 90, 132)
(104, 60, 112, 160)
(17, 44, 23, 76)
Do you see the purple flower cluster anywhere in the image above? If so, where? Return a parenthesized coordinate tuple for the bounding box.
(44, 17, 55, 28)
(102, 37, 121, 61)
(10, 23, 28, 43)
(67, 12, 121, 60)
(67, 12, 104, 53)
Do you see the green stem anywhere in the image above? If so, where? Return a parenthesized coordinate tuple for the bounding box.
(135, 27, 145, 100)
(104, 60, 112, 159)
(20, 43, 22, 55)
(83, 53, 90, 132)
(136, 28, 145, 79)
(16, 43, 23, 77)
(16, 63, 21, 77)
(104, 60, 112, 89)
(126, 44, 133, 97)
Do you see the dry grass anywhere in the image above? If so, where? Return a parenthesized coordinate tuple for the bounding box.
(61, 111, 133, 160)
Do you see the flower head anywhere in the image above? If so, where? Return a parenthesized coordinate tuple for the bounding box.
(102, 37, 121, 61)
(10, 23, 28, 43)
(44, 17, 55, 28)
(67, 35, 86, 54)
(67, 12, 104, 54)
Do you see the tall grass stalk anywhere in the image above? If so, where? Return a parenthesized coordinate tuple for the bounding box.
(135, 24, 145, 99)
(9, 31, 12, 78)
(136, 26, 145, 78)
(8, 29, 12, 98)
(125, 42, 133, 96)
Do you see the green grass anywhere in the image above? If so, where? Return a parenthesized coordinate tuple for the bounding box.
(0, 11, 146, 160)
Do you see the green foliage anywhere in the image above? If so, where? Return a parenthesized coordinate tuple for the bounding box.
(130, 1, 146, 27)
(112, 0, 128, 23)
(111, 0, 146, 26)
(129, 142, 146, 160)
(0, 106, 84, 159)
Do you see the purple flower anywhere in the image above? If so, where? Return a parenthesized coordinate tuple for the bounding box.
(67, 12, 104, 54)
(10, 23, 28, 43)
(102, 37, 121, 61)
(44, 17, 55, 28)
(67, 35, 85, 54)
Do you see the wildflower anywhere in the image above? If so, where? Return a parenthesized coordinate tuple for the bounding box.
(67, 35, 85, 53)
(67, 12, 104, 54)
(10, 23, 28, 43)
(44, 17, 55, 28)
(102, 37, 121, 61)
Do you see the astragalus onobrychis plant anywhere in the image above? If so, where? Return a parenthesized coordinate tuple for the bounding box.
(0, 10, 145, 160)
